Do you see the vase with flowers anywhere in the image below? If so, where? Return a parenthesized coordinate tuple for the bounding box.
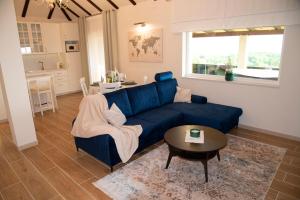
(225, 57, 235, 81)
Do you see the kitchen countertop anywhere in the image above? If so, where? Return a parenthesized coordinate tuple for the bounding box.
(26, 68, 66, 73)
(25, 69, 66, 77)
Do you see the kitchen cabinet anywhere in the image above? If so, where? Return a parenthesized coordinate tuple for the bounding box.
(53, 70, 69, 95)
(18, 22, 62, 54)
(42, 23, 62, 53)
(66, 53, 82, 92)
(17, 22, 45, 54)
(21, 22, 82, 97)
(25, 69, 69, 96)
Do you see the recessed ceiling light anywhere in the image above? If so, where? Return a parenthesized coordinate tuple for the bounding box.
(212, 30, 226, 33)
(232, 28, 249, 32)
(194, 31, 206, 34)
(254, 27, 275, 31)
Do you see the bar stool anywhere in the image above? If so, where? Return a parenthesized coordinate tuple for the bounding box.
(28, 75, 55, 116)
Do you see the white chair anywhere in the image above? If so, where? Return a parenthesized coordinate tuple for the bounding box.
(80, 77, 89, 97)
(98, 82, 121, 94)
(28, 75, 55, 117)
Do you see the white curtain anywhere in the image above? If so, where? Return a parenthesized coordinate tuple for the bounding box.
(103, 10, 119, 72)
(78, 17, 90, 85)
(86, 15, 106, 84)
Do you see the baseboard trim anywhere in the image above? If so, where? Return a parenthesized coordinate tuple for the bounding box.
(56, 90, 81, 96)
(0, 119, 8, 123)
(18, 141, 38, 151)
(239, 124, 300, 142)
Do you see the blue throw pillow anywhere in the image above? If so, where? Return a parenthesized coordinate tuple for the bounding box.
(104, 89, 133, 117)
(155, 79, 178, 105)
(126, 83, 161, 115)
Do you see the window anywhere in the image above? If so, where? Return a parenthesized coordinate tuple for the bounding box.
(185, 27, 284, 83)
(17, 22, 44, 54)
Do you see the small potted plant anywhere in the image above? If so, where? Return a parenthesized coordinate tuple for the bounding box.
(225, 57, 235, 81)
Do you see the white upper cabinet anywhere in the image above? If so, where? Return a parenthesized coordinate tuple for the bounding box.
(42, 23, 62, 53)
(17, 22, 45, 54)
(17, 22, 62, 54)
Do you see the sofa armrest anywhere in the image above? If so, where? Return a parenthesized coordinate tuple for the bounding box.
(191, 95, 207, 104)
(74, 134, 120, 167)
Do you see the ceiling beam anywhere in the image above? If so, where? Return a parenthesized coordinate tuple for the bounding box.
(47, 4, 56, 19)
(128, 0, 137, 5)
(106, 0, 119, 9)
(66, 7, 80, 18)
(71, 0, 92, 16)
(60, 6, 72, 21)
(22, 0, 30, 17)
(87, 0, 103, 12)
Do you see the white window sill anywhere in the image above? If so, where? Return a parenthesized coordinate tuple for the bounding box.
(182, 74, 280, 88)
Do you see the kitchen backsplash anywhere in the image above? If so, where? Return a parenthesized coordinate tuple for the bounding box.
(22, 53, 66, 71)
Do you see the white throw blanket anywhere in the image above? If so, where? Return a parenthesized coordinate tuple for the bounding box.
(71, 94, 142, 163)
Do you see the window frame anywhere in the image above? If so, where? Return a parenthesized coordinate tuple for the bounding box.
(182, 31, 285, 88)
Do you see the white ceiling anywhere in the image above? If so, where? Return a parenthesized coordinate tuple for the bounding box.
(14, 0, 148, 22)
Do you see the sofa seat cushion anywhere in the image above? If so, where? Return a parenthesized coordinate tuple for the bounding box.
(104, 89, 133, 117)
(163, 102, 242, 133)
(155, 79, 177, 105)
(162, 102, 205, 112)
(125, 118, 159, 139)
(126, 83, 160, 115)
(134, 107, 183, 131)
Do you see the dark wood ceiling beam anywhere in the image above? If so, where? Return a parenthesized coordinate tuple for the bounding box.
(66, 7, 80, 17)
(128, 0, 136, 5)
(22, 0, 30, 17)
(71, 0, 91, 16)
(47, 4, 56, 19)
(87, 0, 103, 12)
(58, 4, 72, 21)
(106, 0, 119, 9)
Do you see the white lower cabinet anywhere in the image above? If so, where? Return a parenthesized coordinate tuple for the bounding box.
(26, 69, 81, 96)
(53, 70, 68, 95)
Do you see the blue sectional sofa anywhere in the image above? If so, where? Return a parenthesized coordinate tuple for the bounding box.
(74, 76, 242, 170)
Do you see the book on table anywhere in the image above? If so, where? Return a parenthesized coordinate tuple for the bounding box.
(185, 130, 204, 144)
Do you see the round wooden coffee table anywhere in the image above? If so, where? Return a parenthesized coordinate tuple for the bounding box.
(164, 125, 227, 182)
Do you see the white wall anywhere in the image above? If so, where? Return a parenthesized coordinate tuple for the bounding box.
(0, 82, 7, 121)
(0, 0, 37, 149)
(117, 1, 300, 138)
(171, 0, 300, 32)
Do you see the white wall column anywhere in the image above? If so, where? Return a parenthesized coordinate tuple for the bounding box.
(0, 0, 37, 149)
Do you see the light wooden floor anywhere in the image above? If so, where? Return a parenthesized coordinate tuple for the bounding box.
(0, 93, 299, 200)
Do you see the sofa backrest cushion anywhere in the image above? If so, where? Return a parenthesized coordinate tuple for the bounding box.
(104, 89, 133, 117)
(155, 78, 178, 105)
(126, 83, 160, 115)
(154, 71, 173, 82)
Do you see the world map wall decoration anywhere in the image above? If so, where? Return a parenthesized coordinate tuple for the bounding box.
(128, 28, 163, 62)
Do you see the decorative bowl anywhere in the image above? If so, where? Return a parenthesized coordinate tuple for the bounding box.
(190, 129, 200, 138)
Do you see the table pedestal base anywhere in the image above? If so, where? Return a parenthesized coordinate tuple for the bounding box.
(165, 145, 221, 183)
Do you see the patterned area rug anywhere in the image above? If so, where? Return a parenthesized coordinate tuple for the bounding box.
(94, 135, 285, 200)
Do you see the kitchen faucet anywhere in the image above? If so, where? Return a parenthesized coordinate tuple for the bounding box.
(38, 61, 45, 70)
